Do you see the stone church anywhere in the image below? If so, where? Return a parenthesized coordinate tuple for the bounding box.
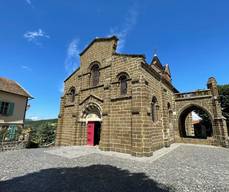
(56, 36, 228, 157)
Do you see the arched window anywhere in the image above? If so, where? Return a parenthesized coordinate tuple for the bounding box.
(91, 64, 100, 86)
(119, 75, 128, 95)
(168, 102, 172, 123)
(69, 87, 75, 103)
(151, 96, 158, 122)
(167, 102, 171, 109)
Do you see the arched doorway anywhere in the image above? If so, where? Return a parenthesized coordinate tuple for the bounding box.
(178, 105, 213, 139)
(81, 103, 102, 146)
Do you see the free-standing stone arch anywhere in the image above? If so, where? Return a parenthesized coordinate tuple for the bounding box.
(174, 78, 229, 147)
(178, 104, 213, 138)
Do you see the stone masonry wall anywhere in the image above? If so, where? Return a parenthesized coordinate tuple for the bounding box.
(56, 36, 229, 157)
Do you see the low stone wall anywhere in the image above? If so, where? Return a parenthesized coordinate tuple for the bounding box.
(175, 137, 216, 146)
(0, 141, 27, 152)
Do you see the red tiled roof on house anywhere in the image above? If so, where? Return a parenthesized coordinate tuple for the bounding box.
(0, 77, 33, 98)
(192, 120, 201, 125)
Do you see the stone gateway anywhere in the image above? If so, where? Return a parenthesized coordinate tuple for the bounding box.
(56, 36, 228, 157)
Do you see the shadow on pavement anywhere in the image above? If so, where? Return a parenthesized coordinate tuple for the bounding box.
(0, 165, 174, 192)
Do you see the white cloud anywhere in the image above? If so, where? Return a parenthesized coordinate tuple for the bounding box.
(27, 116, 55, 121)
(28, 116, 41, 121)
(192, 111, 202, 121)
(59, 82, 65, 93)
(64, 38, 80, 75)
(61, 38, 80, 94)
(108, 4, 138, 52)
(26, 0, 32, 5)
(24, 29, 49, 45)
(21, 65, 32, 71)
(25, 0, 34, 8)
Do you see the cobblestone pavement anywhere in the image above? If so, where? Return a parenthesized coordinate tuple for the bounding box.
(0, 144, 229, 192)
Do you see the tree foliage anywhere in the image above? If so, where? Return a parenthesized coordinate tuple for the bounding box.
(25, 119, 57, 148)
(0, 126, 8, 143)
(194, 108, 212, 136)
(218, 84, 229, 127)
(193, 84, 229, 128)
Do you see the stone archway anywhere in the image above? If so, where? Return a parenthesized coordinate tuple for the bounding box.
(178, 104, 213, 139)
(80, 102, 102, 146)
(80, 102, 102, 123)
(174, 77, 228, 147)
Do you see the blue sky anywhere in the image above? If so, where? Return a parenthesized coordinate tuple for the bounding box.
(0, 0, 229, 120)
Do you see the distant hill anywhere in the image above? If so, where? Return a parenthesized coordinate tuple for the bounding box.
(25, 119, 58, 129)
(25, 118, 58, 129)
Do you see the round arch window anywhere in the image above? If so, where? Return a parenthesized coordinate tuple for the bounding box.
(91, 64, 100, 86)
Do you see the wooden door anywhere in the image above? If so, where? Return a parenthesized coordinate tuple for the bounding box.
(87, 122, 95, 145)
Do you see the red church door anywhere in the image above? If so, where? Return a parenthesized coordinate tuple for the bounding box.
(87, 122, 95, 145)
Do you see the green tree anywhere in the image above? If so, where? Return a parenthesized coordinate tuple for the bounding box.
(0, 126, 8, 145)
(25, 119, 57, 148)
(218, 84, 229, 129)
(194, 108, 213, 136)
(29, 126, 42, 147)
(194, 85, 229, 131)
(38, 122, 56, 146)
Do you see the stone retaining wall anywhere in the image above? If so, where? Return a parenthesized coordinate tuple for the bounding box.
(0, 141, 27, 151)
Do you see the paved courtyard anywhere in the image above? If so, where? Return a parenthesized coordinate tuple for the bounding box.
(0, 144, 229, 192)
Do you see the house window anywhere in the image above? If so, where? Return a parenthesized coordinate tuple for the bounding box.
(0, 101, 14, 116)
(119, 75, 127, 95)
(69, 87, 76, 103)
(91, 64, 100, 86)
(151, 97, 158, 122)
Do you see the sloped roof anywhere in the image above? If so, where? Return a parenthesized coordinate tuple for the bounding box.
(151, 54, 164, 71)
(79, 36, 118, 56)
(0, 77, 33, 98)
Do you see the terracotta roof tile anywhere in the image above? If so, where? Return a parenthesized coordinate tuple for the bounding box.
(0, 77, 33, 98)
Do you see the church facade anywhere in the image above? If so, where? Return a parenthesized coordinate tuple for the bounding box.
(56, 36, 228, 157)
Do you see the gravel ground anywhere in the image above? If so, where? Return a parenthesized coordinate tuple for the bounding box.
(0, 144, 229, 192)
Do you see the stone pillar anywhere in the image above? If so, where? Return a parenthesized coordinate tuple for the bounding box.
(71, 114, 79, 145)
(99, 83, 111, 151)
(160, 88, 170, 147)
(185, 113, 194, 136)
(73, 121, 81, 145)
(56, 96, 65, 146)
(131, 76, 143, 156)
(72, 89, 80, 145)
(131, 76, 153, 157)
(207, 77, 229, 147)
(99, 58, 112, 151)
(141, 79, 154, 156)
(81, 122, 87, 145)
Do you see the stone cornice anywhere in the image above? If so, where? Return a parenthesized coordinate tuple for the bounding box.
(80, 84, 104, 92)
(111, 95, 132, 101)
(114, 53, 145, 59)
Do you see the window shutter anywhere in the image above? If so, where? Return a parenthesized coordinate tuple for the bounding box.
(7, 102, 14, 116)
